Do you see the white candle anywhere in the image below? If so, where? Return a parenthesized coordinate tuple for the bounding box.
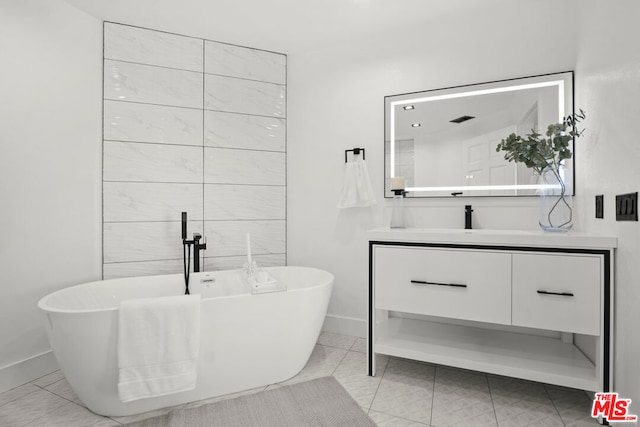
(391, 176, 405, 190)
(246, 232, 252, 265)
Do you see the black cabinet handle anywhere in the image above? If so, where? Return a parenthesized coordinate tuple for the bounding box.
(537, 290, 574, 297)
(411, 280, 467, 288)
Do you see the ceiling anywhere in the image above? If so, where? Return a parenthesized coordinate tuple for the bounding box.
(62, 0, 495, 54)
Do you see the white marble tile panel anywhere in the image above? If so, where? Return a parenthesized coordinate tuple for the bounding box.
(104, 60, 203, 108)
(204, 147, 285, 185)
(203, 220, 285, 257)
(104, 182, 203, 222)
(204, 40, 285, 84)
(203, 184, 285, 220)
(203, 254, 285, 271)
(103, 259, 185, 279)
(105, 23, 203, 72)
(204, 74, 285, 117)
(204, 111, 285, 151)
(104, 141, 203, 183)
(103, 220, 204, 263)
(104, 100, 203, 146)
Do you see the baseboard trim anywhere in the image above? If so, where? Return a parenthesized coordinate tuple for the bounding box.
(322, 314, 367, 338)
(0, 350, 59, 394)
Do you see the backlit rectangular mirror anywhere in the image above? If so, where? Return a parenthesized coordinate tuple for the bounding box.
(384, 71, 574, 197)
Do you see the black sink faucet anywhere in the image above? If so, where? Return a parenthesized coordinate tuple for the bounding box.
(465, 205, 474, 230)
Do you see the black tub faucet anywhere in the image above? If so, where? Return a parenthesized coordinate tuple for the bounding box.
(465, 205, 474, 230)
(181, 211, 208, 295)
(192, 233, 207, 273)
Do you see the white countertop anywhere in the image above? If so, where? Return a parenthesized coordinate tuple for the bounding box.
(367, 228, 617, 250)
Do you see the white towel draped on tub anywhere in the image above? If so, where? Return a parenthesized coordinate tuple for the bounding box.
(117, 294, 201, 403)
(337, 156, 376, 208)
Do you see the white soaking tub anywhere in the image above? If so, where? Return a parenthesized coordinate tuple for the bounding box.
(37, 266, 333, 416)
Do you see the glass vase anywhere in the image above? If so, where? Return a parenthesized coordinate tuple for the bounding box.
(538, 166, 573, 232)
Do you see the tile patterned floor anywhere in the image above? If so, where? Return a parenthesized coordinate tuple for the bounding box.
(0, 332, 601, 426)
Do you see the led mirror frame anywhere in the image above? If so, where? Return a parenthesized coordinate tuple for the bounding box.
(385, 71, 575, 198)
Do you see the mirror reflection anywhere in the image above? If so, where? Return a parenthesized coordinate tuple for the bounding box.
(384, 72, 574, 197)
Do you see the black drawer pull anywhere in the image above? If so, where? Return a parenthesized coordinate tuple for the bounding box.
(411, 280, 467, 288)
(537, 290, 574, 297)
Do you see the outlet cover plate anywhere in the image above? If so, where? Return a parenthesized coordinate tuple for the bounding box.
(616, 192, 638, 221)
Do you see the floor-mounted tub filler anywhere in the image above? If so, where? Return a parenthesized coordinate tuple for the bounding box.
(37, 266, 334, 416)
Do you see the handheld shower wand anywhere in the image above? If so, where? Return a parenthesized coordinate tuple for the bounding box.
(181, 212, 191, 294)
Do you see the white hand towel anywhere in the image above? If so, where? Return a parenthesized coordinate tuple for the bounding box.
(117, 294, 201, 403)
(337, 156, 377, 208)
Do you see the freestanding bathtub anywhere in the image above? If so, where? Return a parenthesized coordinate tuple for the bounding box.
(37, 266, 333, 416)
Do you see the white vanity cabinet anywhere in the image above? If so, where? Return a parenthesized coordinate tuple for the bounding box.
(368, 229, 616, 394)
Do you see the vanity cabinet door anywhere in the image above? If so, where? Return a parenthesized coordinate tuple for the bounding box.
(512, 253, 601, 335)
(374, 246, 511, 325)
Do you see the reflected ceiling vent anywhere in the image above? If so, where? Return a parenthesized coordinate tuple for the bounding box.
(450, 115, 475, 124)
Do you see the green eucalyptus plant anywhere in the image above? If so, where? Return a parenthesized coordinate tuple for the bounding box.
(495, 109, 586, 177)
(496, 109, 585, 231)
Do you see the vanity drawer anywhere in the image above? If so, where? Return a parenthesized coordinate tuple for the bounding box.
(512, 253, 601, 335)
(373, 246, 511, 325)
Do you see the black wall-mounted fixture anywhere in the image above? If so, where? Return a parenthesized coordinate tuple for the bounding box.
(345, 147, 365, 162)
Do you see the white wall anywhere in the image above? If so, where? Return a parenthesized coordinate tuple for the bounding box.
(288, 0, 640, 407)
(0, 0, 102, 391)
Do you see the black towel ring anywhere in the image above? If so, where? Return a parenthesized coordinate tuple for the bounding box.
(344, 147, 365, 163)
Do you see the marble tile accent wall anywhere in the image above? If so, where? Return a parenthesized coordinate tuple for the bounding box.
(103, 22, 286, 279)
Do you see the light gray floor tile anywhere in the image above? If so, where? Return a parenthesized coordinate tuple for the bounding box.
(493, 400, 565, 427)
(431, 366, 496, 427)
(368, 409, 430, 426)
(0, 384, 41, 409)
(488, 375, 563, 426)
(44, 379, 83, 405)
(111, 403, 187, 425)
(371, 358, 435, 425)
(563, 419, 602, 427)
(333, 351, 389, 409)
(30, 370, 64, 388)
(277, 344, 347, 386)
(488, 375, 552, 405)
(0, 388, 116, 427)
(545, 384, 600, 425)
(317, 331, 358, 350)
(183, 386, 266, 409)
(2, 334, 608, 427)
(351, 337, 367, 353)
